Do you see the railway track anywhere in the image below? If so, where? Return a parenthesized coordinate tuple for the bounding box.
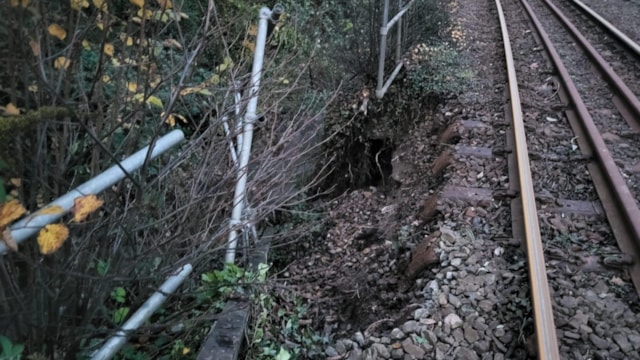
(498, 0, 640, 357)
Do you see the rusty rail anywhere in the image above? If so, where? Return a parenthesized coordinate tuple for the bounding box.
(520, 0, 640, 295)
(495, 0, 560, 358)
(543, 0, 640, 132)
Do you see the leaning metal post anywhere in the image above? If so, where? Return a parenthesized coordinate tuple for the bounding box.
(91, 264, 193, 360)
(225, 4, 284, 264)
(0, 129, 185, 255)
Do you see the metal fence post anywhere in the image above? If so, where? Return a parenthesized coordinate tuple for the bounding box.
(376, 0, 391, 98)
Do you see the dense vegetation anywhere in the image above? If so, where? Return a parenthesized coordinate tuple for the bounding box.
(0, 0, 463, 358)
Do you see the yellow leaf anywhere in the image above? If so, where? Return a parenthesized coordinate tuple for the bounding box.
(29, 40, 41, 56)
(126, 36, 133, 46)
(37, 223, 69, 255)
(72, 195, 104, 222)
(48, 24, 67, 41)
(242, 39, 255, 53)
(127, 82, 138, 92)
(93, 0, 108, 12)
(4, 103, 20, 116)
(182, 347, 190, 355)
(0, 200, 26, 228)
(82, 40, 91, 50)
(2, 228, 18, 252)
(130, 0, 144, 8)
(10, 0, 29, 7)
(162, 38, 182, 49)
(164, 113, 187, 127)
(54, 56, 71, 70)
(156, 0, 172, 9)
(247, 25, 258, 37)
(9, 178, 21, 187)
(70, 0, 89, 10)
(146, 96, 163, 108)
(103, 43, 114, 57)
(102, 75, 111, 83)
(38, 205, 65, 216)
(137, 8, 153, 20)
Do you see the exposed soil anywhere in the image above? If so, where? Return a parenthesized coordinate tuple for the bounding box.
(269, 0, 640, 359)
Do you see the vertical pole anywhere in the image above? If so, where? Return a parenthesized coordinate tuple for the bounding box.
(396, 0, 403, 63)
(226, 5, 283, 264)
(376, 0, 390, 98)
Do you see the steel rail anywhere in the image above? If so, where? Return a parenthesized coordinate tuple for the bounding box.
(543, 0, 640, 132)
(520, 0, 640, 295)
(495, 0, 560, 358)
(569, 0, 640, 58)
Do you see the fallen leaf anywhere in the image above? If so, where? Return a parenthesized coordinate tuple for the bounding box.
(28, 84, 38, 92)
(93, 0, 108, 12)
(127, 82, 138, 92)
(130, 0, 144, 8)
(54, 56, 71, 70)
(38, 205, 65, 215)
(48, 24, 67, 40)
(2, 228, 18, 252)
(82, 40, 91, 50)
(146, 95, 163, 108)
(29, 39, 41, 56)
(10, 0, 29, 7)
(4, 103, 20, 116)
(37, 223, 69, 254)
(70, 0, 89, 10)
(9, 178, 21, 187)
(72, 194, 104, 222)
(0, 200, 26, 228)
(103, 43, 114, 57)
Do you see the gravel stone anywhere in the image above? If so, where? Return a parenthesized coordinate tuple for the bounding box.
(564, 331, 581, 340)
(627, 334, 640, 350)
(464, 324, 480, 343)
(472, 340, 490, 353)
(478, 300, 493, 312)
(348, 348, 363, 360)
(391, 348, 404, 359)
(402, 338, 426, 358)
(325, 346, 339, 357)
(367, 343, 391, 359)
(401, 320, 420, 334)
(353, 331, 365, 347)
(444, 313, 463, 329)
(448, 293, 462, 308)
(455, 347, 479, 360)
(589, 334, 610, 350)
(391, 328, 406, 340)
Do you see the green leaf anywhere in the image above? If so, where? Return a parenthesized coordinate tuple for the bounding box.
(97, 259, 110, 276)
(274, 347, 291, 360)
(146, 95, 163, 108)
(113, 307, 130, 324)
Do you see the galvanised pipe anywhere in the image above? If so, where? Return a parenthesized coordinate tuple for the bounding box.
(376, 0, 391, 99)
(376, 0, 417, 98)
(91, 264, 193, 360)
(1, 129, 185, 255)
(226, 5, 283, 264)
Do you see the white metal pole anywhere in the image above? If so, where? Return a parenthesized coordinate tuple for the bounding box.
(225, 6, 280, 264)
(376, 0, 390, 98)
(91, 264, 193, 360)
(1, 129, 185, 255)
